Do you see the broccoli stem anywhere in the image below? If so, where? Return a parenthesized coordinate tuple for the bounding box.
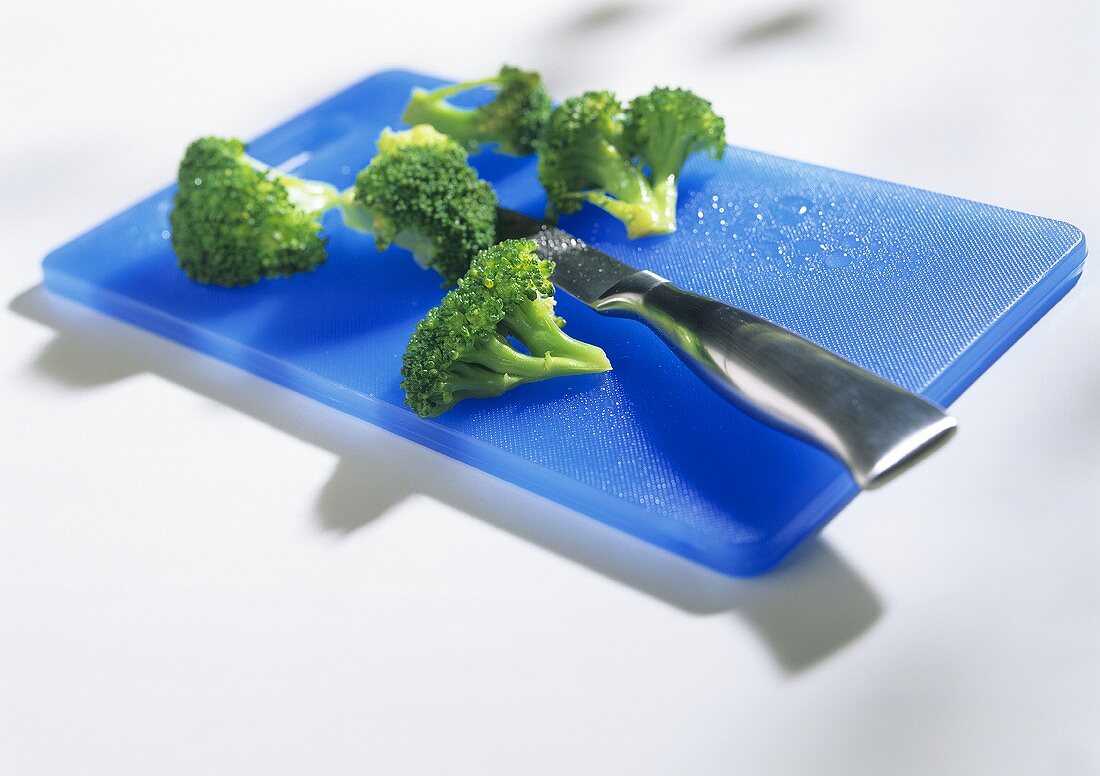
(388, 228, 438, 270)
(458, 333, 597, 380)
(277, 176, 376, 234)
(331, 188, 378, 234)
(245, 156, 374, 234)
(503, 299, 613, 371)
(286, 177, 376, 234)
(576, 143, 676, 238)
(445, 362, 525, 403)
(590, 142, 652, 204)
(276, 174, 342, 215)
(649, 173, 679, 234)
(403, 99, 479, 148)
(585, 192, 675, 239)
(402, 78, 499, 147)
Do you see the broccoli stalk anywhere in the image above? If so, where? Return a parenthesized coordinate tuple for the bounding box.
(170, 127, 497, 287)
(401, 65, 552, 156)
(265, 169, 348, 219)
(401, 239, 611, 417)
(402, 77, 499, 144)
(500, 295, 610, 368)
(275, 174, 379, 235)
(451, 318, 600, 384)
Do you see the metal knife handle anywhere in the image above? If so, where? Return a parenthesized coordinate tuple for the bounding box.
(595, 270, 957, 488)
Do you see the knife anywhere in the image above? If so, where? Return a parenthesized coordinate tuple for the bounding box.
(496, 207, 957, 489)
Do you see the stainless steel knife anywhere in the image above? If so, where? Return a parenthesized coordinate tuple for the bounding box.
(496, 207, 957, 489)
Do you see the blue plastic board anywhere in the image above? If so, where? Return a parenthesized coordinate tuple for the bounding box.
(41, 70, 1086, 575)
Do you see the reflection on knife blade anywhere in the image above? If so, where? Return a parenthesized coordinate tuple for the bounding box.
(495, 207, 644, 306)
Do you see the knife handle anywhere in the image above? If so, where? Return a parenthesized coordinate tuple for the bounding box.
(594, 271, 957, 488)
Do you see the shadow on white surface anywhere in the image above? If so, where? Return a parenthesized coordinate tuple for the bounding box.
(723, 4, 828, 48)
(552, 0, 659, 35)
(546, 0, 828, 44)
(10, 284, 884, 674)
(532, 0, 831, 92)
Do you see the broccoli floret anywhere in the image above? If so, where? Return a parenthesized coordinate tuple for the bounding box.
(355, 125, 498, 284)
(170, 137, 370, 287)
(536, 88, 727, 239)
(536, 91, 670, 239)
(401, 65, 552, 156)
(401, 238, 611, 417)
(624, 86, 726, 227)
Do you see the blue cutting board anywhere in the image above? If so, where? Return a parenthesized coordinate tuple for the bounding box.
(41, 70, 1086, 575)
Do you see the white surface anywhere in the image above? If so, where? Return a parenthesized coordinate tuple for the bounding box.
(2, 1, 1098, 773)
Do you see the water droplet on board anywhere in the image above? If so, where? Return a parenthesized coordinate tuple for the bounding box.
(753, 238, 780, 261)
(775, 195, 812, 225)
(794, 237, 826, 259)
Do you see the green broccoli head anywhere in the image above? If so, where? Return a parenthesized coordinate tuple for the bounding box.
(625, 86, 726, 186)
(354, 125, 498, 284)
(401, 65, 552, 156)
(169, 137, 341, 286)
(536, 86, 728, 239)
(400, 238, 611, 417)
(536, 91, 671, 239)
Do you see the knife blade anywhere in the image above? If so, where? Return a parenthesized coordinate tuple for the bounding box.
(495, 207, 957, 489)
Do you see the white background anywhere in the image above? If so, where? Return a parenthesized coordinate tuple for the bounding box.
(2, 1, 1098, 773)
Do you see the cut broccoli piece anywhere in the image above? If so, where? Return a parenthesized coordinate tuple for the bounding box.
(536, 87, 727, 239)
(401, 238, 611, 417)
(170, 137, 370, 287)
(171, 127, 498, 287)
(624, 86, 726, 228)
(401, 65, 552, 156)
(536, 91, 671, 239)
(355, 125, 498, 284)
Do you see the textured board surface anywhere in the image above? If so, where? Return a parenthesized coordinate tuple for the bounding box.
(41, 70, 1086, 575)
